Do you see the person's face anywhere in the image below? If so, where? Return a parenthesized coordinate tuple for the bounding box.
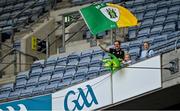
(124, 54, 130, 61)
(143, 43, 149, 50)
(114, 42, 120, 49)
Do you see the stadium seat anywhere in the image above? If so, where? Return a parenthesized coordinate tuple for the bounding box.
(137, 27, 151, 38)
(9, 88, 23, 99)
(141, 18, 154, 28)
(125, 1, 134, 8)
(152, 35, 167, 45)
(0, 83, 14, 92)
(79, 56, 91, 65)
(63, 67, 76, 78)
(150, 25, 163, 36)
(144, 10, 156, 19)
(26, 75, 39, 87)
(44, 80, 59, 93)
(168, 5, 180, 14)
(20, 85, 35, 97)
(156, 8, 168, 17)
(165, 14, 178, 23)
(128, 47, 141, 60)
(128, 30, 137, 40)
(38, 73, 51, 84)
(146, 3, 157, 11)
(129, 40, 142, 49)
(0, 90, 11, 100)
(163, 22, 176, 33)
(135, 5, 146, 13)
(32, 83, 48, 95)
(154, 16, 165, 25)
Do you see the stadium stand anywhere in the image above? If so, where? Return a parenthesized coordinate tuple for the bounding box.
(1, 0, 180, 104)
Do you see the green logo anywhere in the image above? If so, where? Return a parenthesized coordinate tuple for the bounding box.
(106, 8, 118, 18)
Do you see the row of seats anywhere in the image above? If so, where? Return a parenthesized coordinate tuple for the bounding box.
(1, 30, 180, 101)
(0, 0, 50, 33)
(126, 0, 180, 40)
(125, 0, 180, 8)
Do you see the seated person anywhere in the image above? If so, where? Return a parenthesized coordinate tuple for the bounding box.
(140, 42, 154, 59)
(99, 40, 125, 60)
(122, 53, 132, 65)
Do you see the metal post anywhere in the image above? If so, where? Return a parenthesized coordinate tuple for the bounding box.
(61, 15, 66, 53)
(19, 52, 21, 72)
(46, 37, 49, 58)
(13, 49, 17, 75)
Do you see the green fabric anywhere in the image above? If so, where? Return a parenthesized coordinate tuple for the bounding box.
(102, 53, 122, 74)
(80, 3, 118, 35)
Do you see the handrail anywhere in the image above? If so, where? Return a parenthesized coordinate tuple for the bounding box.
(0, 60, 15, 73)
(0, 49, 14, 62)
(15, 49, 39, 61)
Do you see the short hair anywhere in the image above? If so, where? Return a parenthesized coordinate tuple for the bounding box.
(114, 40, 121, 45)
(143, 41, 149, 45)
(125, 53, 131, 59)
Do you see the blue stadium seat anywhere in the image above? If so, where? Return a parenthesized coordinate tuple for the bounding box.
(64, 66, 76, 78)
(99, 67, 111, 75)
(20, 85, 35, 97)
(44, 80, 59, 93)
(134, 0, 145, 6)
(135, 12, 144, 21)
(171, 0, 180, 6)
(51, 67, 64, 81)
(0, 13, 10, 21)
(12, 3, 24, 11)
(91, 53, 103, 62)
(86, 70, 99, 80)
(128, 47, 141, 60)
(137, 27, 151, 38)
(163, 22, 176, 33)
(156, 8, 168, 17)
(26, 75, 39, 87)
(121, 42, 129, 51)
(79, 56, 91, 65)
(150, 25, 163, 36)
(71, 75, 85, 85)
(152, 35, 167, 45)
(144, 10, 156, 19)
(45, 55, 59, 66)
(56, 57, 67, 67)
(9, 88, 23, 99)
(31, 59, 45, 69)
(43, 65, 55, 72)
(146, 3, 157, 11)
(141, 18, 154, 28)
(154, 16, 165, 25)
(135, 5, 146, 13)
(58, 77, 72, 89)
(31, 67, 43, 76)
(125, 1, 134, 8)
(157, 1, 171, 8)
(38, 73, 51, 84)
(0, 90, 11, 100)
(168, 5, 180, 14)
(32, 83, 48, 95)
(167, 31, 180, 40)
(76, 65, 88, 74)
(165, 14, 178, 23)
(15, 77, 27, 89)
(128, 30, 137, 40)
(129, 40, 142, 49)
(0, 83, 14, 92)
(3, 5, 13, 13)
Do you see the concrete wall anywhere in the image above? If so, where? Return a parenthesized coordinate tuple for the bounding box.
(20, 18, 56, 71)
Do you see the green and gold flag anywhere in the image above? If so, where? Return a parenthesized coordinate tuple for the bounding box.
(80, 3, 138, 35)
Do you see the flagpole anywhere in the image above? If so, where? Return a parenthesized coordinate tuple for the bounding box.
(110, 29, 113, 45)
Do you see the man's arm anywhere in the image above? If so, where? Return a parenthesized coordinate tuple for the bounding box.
(98, 44, 109, 52)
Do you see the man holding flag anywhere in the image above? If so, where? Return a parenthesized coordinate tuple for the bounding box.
(98, 40, 125, 60)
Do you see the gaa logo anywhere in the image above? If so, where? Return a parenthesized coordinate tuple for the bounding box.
(0, 104, 27, 111)
(64, 85, 98, 111)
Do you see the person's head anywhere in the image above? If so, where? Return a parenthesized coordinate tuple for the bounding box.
(124, 53, 131, 61)
(143, 42, 150, 50)
(114, 40, 121, 50)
